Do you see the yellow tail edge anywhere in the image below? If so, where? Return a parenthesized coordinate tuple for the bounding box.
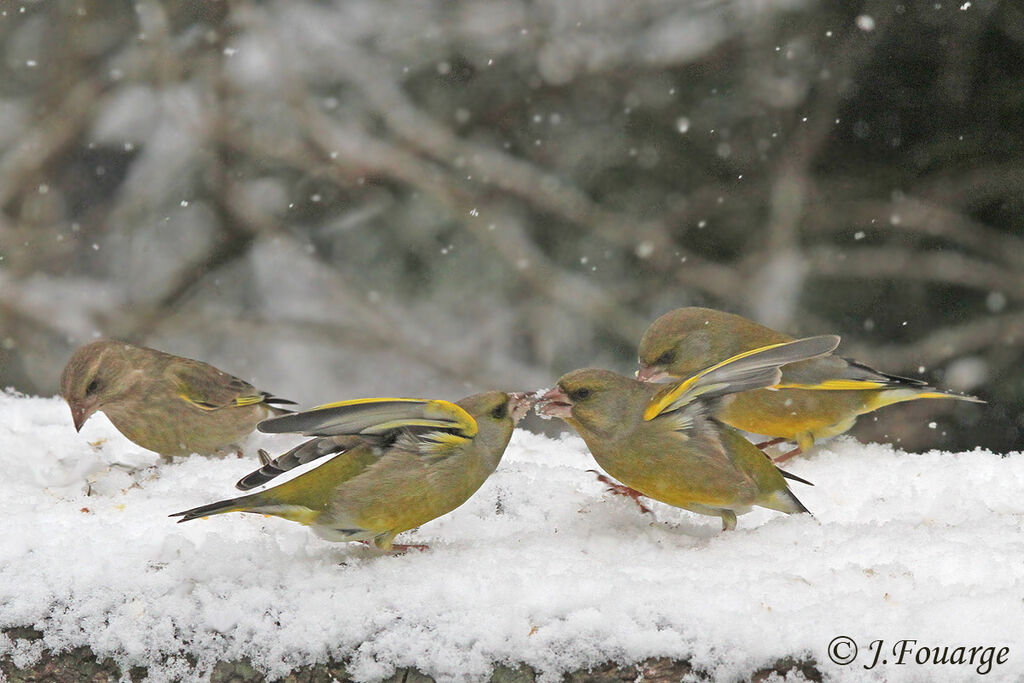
(869, 389, 985, 411)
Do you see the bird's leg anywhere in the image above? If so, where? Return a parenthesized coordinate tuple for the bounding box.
(586, 469, 653, 515)
(389, 543, 430, 553)
(720, 511, 737, 531)
(772, 447, 803, 464)
(754, 437, 788, 450)
(357, 538, 430, 553)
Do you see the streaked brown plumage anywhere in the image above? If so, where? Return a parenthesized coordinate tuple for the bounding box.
(60, 340, 294, 457)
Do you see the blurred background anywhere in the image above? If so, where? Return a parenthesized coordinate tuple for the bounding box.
(1, 0, 1019, 452)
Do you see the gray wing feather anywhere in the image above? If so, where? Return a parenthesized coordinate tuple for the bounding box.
(781, 355, 928, 388)
(235, 435, 362, 490)
(258, 399, 436, 436)
(650, 335, 840, 418)
(686, 334, 840, 402)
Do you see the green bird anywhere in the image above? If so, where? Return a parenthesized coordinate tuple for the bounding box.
(171, 391, 536, 551)
(637, 307, 983, 461)
(538, 336, 839, 530)
(60, 340, 295, 457)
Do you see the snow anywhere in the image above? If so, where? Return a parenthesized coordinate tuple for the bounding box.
(1, 390, 1022, 682)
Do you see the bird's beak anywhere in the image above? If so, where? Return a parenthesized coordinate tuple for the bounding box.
(507, 391, 539, 423)
(535, 386, 573, 419)
(70, 401, 92, 432)
(69, 402, 96, 432)
(636, 365, 670, 383)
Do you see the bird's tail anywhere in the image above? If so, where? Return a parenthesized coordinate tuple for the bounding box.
(170, 492, 319, 525)
(170, 496, 251, 523)
(866, 387, 984, 412)
(762, 486, 811, 516)
(779, 469, 813, 487)
(262, 392, 298, 415)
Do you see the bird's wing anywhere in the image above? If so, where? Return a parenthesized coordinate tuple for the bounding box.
(775, 355, 929, 391)
(644, 335, 841, 421)
(259, 397, 477, 438)
(169, 362, 295, 411)
(239, 398, 479, 489)
(235, 436, 363, 490)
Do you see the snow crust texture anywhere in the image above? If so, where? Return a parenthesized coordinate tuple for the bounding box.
(1, 392, 1021, 682)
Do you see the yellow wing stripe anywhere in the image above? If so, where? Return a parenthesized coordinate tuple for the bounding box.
(419, 431, 473, 456)
(179, 393, 266, 410)
(313, 397, 428, 410)
(179, 394, 218, 411)
(363, 418, 469, 433)
(424, 399, 478, 437)
(643, 341, 793, 421)
(774, 380, 888, 391)
(310, 397, 478, 437)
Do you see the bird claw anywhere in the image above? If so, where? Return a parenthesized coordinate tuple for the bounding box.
(390, 543, 430, 553)
(587, 470, 653, 515)
(355, 540, 430, 554)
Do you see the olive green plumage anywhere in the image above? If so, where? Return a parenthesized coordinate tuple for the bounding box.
(170, 391, 535, 550)
(540, 336, 839, 530)
(637, 307, 983, 456)
(60, 340, 294, 457)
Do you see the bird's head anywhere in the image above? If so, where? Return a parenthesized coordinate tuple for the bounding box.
(636, 307, 726, 382)
(455, 390, 537, 462)
(536, 368, 649, 439)
(60, 340, 136, 431)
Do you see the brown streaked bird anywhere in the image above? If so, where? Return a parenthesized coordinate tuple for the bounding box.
(538, 336, 839, 530)
(637, 307, 983, 461)
(60, 340, 295, 457)
(171, 391, 536, 551)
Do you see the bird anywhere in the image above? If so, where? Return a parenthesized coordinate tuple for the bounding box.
(636, 307, 983, 461)
(60, 340, 295, 458)
(537, 335, 839, 530)
(170, 391, 536, 551)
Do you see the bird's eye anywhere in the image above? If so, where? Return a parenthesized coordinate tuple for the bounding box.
(85, 379, 101, 395)
(656, 350, 675, 366)
(490, 402, 508, 419)
(567, 387, 591, 402)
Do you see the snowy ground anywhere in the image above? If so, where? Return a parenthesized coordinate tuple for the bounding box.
(1, 390, 1022, 682)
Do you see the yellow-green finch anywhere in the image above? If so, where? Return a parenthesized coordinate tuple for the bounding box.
(171, 391, 535, 551)
(538, 336, 839, 530)
(60, 340, 295, 457)
(637, 307, 983, 461)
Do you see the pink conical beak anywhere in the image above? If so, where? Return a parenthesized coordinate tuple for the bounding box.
(535, 386, 573, 419)
(507, 391, 539, 422)
(636, 365, 670, 383)
(70, 402, 95, 432)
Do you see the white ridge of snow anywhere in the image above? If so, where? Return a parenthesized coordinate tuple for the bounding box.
(1, 391, 1021, 682)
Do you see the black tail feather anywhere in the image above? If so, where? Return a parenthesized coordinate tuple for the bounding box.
(262, 392, 298, 406)
(843, 358, 929, 388)
(262, 393, 298, 415)
(779, 468, 814, 487)
(169, 496, 245, 523)
(789, 489, 811, 515)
